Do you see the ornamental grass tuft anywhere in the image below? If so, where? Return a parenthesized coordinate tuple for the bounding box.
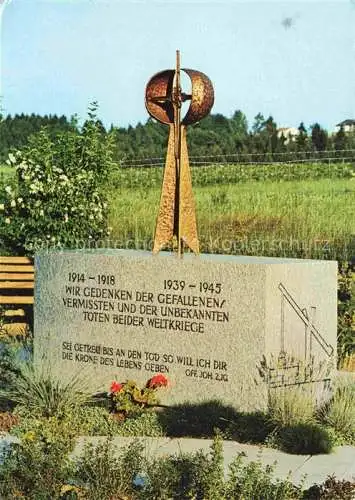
(318, 376, 355, 444)
(0, 363, 93, 418)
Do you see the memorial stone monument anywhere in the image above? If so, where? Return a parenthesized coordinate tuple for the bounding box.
(34, 52, 337, 411)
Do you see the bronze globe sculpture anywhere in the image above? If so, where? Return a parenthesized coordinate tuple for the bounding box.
(145, 50, 214, 256)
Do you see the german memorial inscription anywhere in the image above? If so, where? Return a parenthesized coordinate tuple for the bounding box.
(34, 250, 337, 411)
(34, 53, 337, 411)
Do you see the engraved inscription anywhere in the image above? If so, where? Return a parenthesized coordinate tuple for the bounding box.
(61, 341, 229, 383)
(61, 274, 230, 334)
(58, 270, 231, 383)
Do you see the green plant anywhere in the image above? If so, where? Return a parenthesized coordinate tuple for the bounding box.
(225, 451, 301, 499)
(211, 189, 230, 207)
(47, 404, 164, 437)
(113, 410, 164, 437)
(318, 376, 355, 444)
(109, 374, 168, 417)
(303, 475, 355, 499)
(135, 434, 225, 500)
(0, 364, 93, 418)
(0, 102, 114, 255)
(225, 411, 272, 443)
(113, 162, 355, 190)
(140, 435, 301, 499)
(275, 422, 335, 455)
(337, 261, 355, 364)
(260, 353, 333, 430)
(0, 416, 76, 499)
(109, 176, 353, 261)
(268, 386, 316, 428)
(0, 335, 33, 410)
(74, 438, 144, 500)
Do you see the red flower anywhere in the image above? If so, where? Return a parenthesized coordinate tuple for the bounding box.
(147, 374, 168, 389)
(110, 381, 123, 393)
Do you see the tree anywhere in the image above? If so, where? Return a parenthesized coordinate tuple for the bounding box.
(264, 116, 278, 153)
(296, 122, 308, 151)
(230, 110, 248, 150)
(252, 112, 266, 135)
(311, 123, 328, 151)
(334, 125, 347, 151)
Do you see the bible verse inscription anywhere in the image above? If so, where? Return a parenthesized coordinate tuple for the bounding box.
(59, 271, 230, 382)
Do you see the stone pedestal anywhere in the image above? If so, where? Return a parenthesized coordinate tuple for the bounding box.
(34, 250, 337, 411)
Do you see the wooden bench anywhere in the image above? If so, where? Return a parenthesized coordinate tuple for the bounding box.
(0, 256, 34, 336)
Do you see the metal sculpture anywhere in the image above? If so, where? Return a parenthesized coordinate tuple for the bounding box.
(145, 50, 214, 256)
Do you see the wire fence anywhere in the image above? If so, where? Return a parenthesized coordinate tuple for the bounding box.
(120, 149, 355, 168)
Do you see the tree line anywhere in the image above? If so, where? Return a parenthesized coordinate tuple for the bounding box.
(1, 110, 354, 164)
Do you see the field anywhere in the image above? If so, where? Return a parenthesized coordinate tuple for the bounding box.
(2, 161, 354, 260)
(109, 173, 354, 261)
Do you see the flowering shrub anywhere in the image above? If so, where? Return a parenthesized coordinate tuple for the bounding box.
(0, 103, 115, 255)
(109, 375, 168, 417)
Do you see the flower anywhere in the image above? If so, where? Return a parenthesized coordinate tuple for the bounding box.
(110, 381, 123, 393)
(147, 374, 168, 389)
(7, 153, 16, 164)
(5, 218, 10, 224)
(10, 200, 16, 208)
(23, 430, 36, 442)
(5, 185, 12, 194)
(0, 204, 4, 211)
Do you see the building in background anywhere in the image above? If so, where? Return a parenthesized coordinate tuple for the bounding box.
(335, 119, 355, 133)
(277, 127, 300, 144)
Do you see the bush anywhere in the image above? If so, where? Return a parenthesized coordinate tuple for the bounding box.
(74, 434, 301, 499)
(157, 399, 241, 438)
(140, 439, 226, 500)
(225, 451, 301, 499)
(318, 376, 355, 444)
(0, 102, 114, 255)
(74, 438, 144, 500)
(303, 475, 355, 499)
(61, 405, 164, 437)
(275, 422, 335, 455)
(226, 411, 272, 443)
(0, 416, 76, 499)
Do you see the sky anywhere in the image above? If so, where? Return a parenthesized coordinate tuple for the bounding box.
(1, 0, 355, 132)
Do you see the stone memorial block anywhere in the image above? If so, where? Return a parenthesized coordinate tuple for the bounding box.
(34, 250, 337, 411)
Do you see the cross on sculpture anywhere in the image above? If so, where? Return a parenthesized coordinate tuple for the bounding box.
(145, 50, 214, 256)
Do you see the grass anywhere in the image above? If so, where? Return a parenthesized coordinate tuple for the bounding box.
(111, 162, 354, 190)
(340, 354, 355, 371)
(108, 177, 354, 260)
(3, 160, 354, 259)
(267, 386, 316, 428)
(0, 363, 93, 418)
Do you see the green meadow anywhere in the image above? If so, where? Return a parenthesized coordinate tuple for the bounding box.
(109, 176, 354, 261)
(2, 162, 354, 261)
